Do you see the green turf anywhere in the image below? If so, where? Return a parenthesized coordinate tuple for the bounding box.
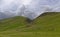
(0, 12, 60, 37)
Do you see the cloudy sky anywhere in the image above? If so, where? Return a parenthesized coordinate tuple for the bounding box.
(0, 0, 60, 19)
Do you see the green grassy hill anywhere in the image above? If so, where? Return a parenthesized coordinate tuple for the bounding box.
(0, 12, 60, 37)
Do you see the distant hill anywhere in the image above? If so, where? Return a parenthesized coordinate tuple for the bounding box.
(0, 12, 8, 19)
(0, 12, 15, 19)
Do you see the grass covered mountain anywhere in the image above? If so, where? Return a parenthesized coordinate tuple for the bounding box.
(0, 12, 60, 37)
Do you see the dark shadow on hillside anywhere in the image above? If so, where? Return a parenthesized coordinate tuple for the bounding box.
(26, 18, 33, 23)
(25, 18, 34, 27)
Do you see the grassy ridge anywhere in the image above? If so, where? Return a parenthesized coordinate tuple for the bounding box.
(0, 12, 60, 37)
(0, 16, 27, 31)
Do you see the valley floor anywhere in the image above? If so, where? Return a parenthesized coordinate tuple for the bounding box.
(0, 31, 60, 37)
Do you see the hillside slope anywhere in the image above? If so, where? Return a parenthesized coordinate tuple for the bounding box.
(0, 12, 60, 37)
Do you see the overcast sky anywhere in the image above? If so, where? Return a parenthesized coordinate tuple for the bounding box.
(0, 0, 60, 19)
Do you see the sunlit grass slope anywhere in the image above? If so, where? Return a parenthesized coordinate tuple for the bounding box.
(0, 12, 60, 37)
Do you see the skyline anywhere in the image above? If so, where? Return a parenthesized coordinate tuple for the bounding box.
(0, 0, 60, 20)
